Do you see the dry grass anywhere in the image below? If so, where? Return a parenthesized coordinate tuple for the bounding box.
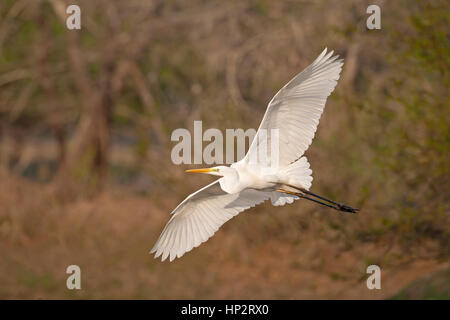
(0, 0, 448, 299)
(0, 174, 447, 299)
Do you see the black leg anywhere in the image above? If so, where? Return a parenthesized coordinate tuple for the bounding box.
(300, 189, 341, 206)
(282, 185, 359, 213)
(301, 189, 359, 213)
(299, 195, 341, 210)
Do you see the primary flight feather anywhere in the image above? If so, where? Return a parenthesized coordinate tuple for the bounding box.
(151, 48, 358, 262)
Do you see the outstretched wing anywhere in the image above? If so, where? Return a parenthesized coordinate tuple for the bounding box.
(151, 180, 270, 261)
(244, 48, 344, 167)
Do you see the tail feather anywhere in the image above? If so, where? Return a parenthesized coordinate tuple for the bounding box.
(279, 156, 313, 190)
(270, 156, 313, 206)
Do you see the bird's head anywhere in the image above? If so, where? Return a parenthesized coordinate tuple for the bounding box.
(185, 166, 230, 177)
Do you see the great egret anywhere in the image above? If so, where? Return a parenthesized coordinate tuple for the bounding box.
(151, 48, 358, 262)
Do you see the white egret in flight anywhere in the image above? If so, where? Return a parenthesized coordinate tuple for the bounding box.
(151, 48, 358, 261)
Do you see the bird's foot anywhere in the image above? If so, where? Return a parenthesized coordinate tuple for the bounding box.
(336, 204, 359, 213)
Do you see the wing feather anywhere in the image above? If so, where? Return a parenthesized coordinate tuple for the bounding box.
(151, 180, 270, 261)
(244, 48, 344, 167)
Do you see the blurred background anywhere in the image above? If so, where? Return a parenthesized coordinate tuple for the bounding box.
(0, 0, 449, 299)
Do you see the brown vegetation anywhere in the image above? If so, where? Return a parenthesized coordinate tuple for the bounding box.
(0, 0, 448, 299)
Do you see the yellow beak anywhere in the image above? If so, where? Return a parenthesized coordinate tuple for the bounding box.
(185, 168, 217, 173)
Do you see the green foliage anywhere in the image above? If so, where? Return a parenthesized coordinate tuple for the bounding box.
(0, 0, 448, 262)
(391, 268, 450, 300)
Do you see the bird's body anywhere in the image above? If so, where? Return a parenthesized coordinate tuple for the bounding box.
(222, 161, 276, 193)
(151, 48, 358, 262)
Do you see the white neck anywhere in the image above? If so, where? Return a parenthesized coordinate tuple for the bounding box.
(218, 167, 239, 194)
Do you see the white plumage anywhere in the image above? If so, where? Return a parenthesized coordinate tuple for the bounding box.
(151, 48, 345, 261)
